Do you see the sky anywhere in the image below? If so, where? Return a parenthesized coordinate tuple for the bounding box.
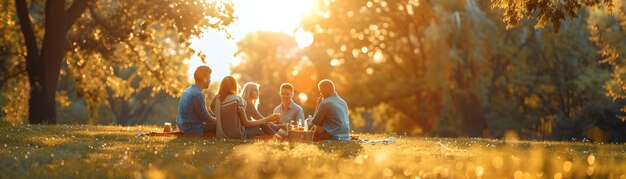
(187, 0, 315, 83)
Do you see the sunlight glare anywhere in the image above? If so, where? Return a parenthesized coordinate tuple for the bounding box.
(373, 50, 384, 62)
(587, 155, 595, 165)
(188, 0, 315, 83)
(298, 93, 308, 104)
(188, 31, 237, 83)
(475, 166, 484, 177)
(295, 29, 314, 48)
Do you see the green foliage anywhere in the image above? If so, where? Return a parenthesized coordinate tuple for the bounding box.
(64, 0, 234, 123)
(300, 0, 616, 139)
(231, 31, 322, 114)
(588, 5, 626, 101)
(485, 15, 610, 138)
(0, 0, 235, 124)
(0, 0, 31, 124)
(302, 0, 450, 135)
(301, 0, 505, 135)
(0, 124, 625, 178)
(491, 0, 615, 32)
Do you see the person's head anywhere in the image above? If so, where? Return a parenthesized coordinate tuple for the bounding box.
(217, 76, 239, 101)
(240, 82, 260, 100)
(193, 65, 212, 90)
(318, 79, 335, 97)
(279, 83, 295, 104)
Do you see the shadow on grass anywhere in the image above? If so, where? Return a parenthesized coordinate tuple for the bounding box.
(0, 126, 125, 178)
(260, 139, 364, 159)
(313, 141, 363, 158)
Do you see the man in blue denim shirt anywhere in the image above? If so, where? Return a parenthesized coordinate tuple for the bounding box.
(177, 65, 217, 134)
(311, 79, 351, 141)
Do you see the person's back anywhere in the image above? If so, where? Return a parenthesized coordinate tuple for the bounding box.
(211, 76, 279, 139)
(312, 93, 350, 140)
(311, 79, 350, 141)
(176, 65, 214, 134)
(211, 94, 246, 139)
(176, 85, 204, 134)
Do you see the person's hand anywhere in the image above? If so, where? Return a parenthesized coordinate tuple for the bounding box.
(316, 96, 323, 106)
(267, 113, 280, 123)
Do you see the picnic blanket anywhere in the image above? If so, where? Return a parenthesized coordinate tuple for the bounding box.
(353, 137, 396, 144)
(138, 131, 396, 144)
(136, 131, 274, 139)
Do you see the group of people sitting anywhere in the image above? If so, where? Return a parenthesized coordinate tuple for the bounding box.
(176, 65, 351, 141)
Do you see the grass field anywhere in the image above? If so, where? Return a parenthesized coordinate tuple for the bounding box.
(0, 124, 625, 178)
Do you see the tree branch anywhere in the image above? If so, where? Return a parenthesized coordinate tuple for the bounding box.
(14, 0, 39, 81)
(0, 69, 27, 87)
(87, 5, 158, 73)
(65, 0, 90, 32)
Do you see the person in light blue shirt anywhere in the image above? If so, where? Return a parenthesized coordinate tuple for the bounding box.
(311, 79, 351, 141)
(176, 65, 217, 134)
(272, 83, 305, 125)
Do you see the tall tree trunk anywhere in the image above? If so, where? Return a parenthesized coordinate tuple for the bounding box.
(24, 0, 66, 124)
(16, 0, 88, 124)
(31, 0, 66, 124)
(15, 0, 45, 124)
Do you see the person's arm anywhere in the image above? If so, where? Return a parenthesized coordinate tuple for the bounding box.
(206, 97, 217, 123)
(238, 109, 266, 127)
(207, 112, 216, 123)
(315, 96, 323, 112)
(249, 104, 280, 123)
(238, 99, 278, 127)
(193, 94, 212, 123)
(207, 113, 217, 123)
(246, 101, 266, 120)
(272, 106, 282, 123)
(311, 102, 328, 126)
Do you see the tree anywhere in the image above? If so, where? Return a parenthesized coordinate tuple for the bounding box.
(231, 31, 338, 118)
(490, 0, 626, 141)
(301, 0, 522, 135)
(485, 12, 610, 139)
(302, 0, 614, 139)
(4, 0, 234, 124)
(491, 0, 615, 32)
(302, 0, 448, 134)
(231, 31, 306, 114)
(588, 5, 626, 100)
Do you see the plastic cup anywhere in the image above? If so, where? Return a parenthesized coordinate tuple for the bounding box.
(163, 122, 172, 133)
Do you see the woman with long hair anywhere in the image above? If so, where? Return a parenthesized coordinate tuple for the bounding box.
(240, 82, 284, 133)
(211, 76, 279, 139)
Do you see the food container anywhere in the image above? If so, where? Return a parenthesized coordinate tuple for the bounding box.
(288, 126, 316, 143)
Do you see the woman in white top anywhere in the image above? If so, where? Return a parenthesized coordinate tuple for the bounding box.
(211, 76, 279, 139)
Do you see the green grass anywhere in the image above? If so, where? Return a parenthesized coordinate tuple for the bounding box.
(0, 124, 625, 178)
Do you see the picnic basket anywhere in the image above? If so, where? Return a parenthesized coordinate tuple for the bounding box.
(288, 125, 316, 143)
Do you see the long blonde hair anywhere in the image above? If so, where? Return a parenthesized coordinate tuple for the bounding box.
(240, 82, 260, 109)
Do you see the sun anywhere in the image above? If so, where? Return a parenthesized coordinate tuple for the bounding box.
(187, 0, 315, 84)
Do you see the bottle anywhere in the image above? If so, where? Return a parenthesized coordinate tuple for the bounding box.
(296, 119, 302, 131)
(290, 120, 297, 131)
(304, 119, 309, 132)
